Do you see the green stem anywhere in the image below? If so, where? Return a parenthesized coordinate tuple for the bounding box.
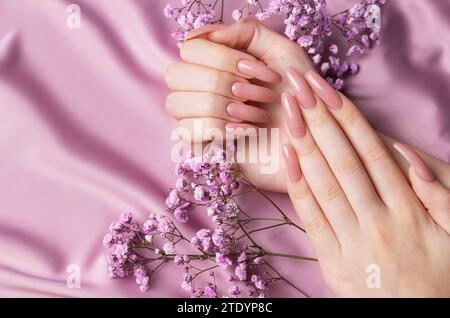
(264, 251, 317, 262)
(236, 222, 287, 240)
(239, 174, 305, 233)
(263, 260, 311, 298)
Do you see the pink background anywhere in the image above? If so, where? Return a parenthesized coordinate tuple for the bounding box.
(0, 0, 449, 297)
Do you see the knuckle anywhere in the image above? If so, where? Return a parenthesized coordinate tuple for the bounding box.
(290, 186, 313, 202)
(364, 143, 389, 166)
(310, 113, 331, 129)
(179, 39, 196, 61)
(164, 93, 175, 115)
(305, 215, 327, 235)
(179, 43, 190, 61)
(342, 108, 362, 127)
(336, 154, 363, 177)
(208, 72, 223, 93)
(205, 94, 220, 116)
(215, 49, 231, 71)
(297, 140, 318, 157)
(164, 63, 181, 88)
(165, 93, 183, 118)
(316, 181, 342, 203)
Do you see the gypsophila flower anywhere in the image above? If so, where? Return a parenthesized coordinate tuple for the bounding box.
(163, 0, 216, 47)
(203, 284, 217, 298)
(165, 0, 386, 89)
(215, 253, 233, 269)
(228, 285, 241, 296)
(165, 146, 240, 224)
(105, 145, 316, 297)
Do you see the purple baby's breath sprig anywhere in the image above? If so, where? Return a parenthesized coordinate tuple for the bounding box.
(164, 0, 386, 89)
(104, 145, 317, 297)
(163, 0, 220, 47)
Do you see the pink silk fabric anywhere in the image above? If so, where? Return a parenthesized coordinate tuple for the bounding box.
(0, 0, 448, 297)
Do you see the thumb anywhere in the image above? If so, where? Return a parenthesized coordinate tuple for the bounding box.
(207, 18, 314, 74)
(394, 143, 450, 233)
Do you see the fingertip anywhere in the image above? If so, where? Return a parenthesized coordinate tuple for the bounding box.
(393, 143, 436, 182)
(185, 24, 228, 41)
(237, 59, 281, 83)
(304, 70, 343, 110)
(285, 67, 316, 108)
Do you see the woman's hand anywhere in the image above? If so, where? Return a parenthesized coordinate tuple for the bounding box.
(282, 68, 450, 297)
(165, 18, 315, 192)
(165, 18, 450, 194)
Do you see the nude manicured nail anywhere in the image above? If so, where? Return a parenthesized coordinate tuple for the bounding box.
(282, 144, 302, 182)
(281, 91, 306, 138)
(185, 24, 228, 40)
(237, 59, 282, 84)
(285, 67, 316, 108)
(227, 103, 269, 123)
(231, 82, 277, 102)
(393, 143, 436, 182)
(305, 71, 343, 110)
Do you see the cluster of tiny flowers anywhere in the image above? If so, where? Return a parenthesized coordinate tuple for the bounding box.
(244, 0, 386, 89)
(103, 212, 177, 291)
(165, 0, 386, 89)
(180, 243, 269, 298)
(105, 146, 313, 297)
(163, 0, 216, 47)
(165, 146, 240, 224)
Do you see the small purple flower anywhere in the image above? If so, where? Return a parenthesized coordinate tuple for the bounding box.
(163, 4, 173, 18)
(174, 208, 188, 223)
(235, 263, 247, 281)
(163, 242, 175, 255)
(232, 10, 242, 21)
(203, 285, 217, 298)
(215, 253, 232, 269)
(228, 285, 241, 296)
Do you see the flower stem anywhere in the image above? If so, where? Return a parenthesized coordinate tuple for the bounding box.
(264, 251, 318, 262)
(238, 173, 305, 233)
(263, 259, 310, 298)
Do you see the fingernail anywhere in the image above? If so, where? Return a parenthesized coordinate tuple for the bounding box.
(185, 24, 228, 41)
(305, 71, 343, 110)
(225, 123, 258, 137)
(282, 144, 302, 182)
(393, 143, 436, 182)
(281, 91, 306, 138)
(227, 103, 269, 123)
(231, 82, 277, 102)
(285, 67, 316, 108)
(237, 59, 282, 84)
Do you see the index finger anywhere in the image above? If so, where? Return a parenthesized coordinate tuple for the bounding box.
(180, 38, 281, 84)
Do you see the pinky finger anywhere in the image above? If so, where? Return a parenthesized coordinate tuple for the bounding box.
(394, 143, 450, 233)
(282, 144, 341, 259)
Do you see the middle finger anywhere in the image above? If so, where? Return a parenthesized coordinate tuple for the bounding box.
(286, 68, 382, 221)
(165, 62, 277, 103)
